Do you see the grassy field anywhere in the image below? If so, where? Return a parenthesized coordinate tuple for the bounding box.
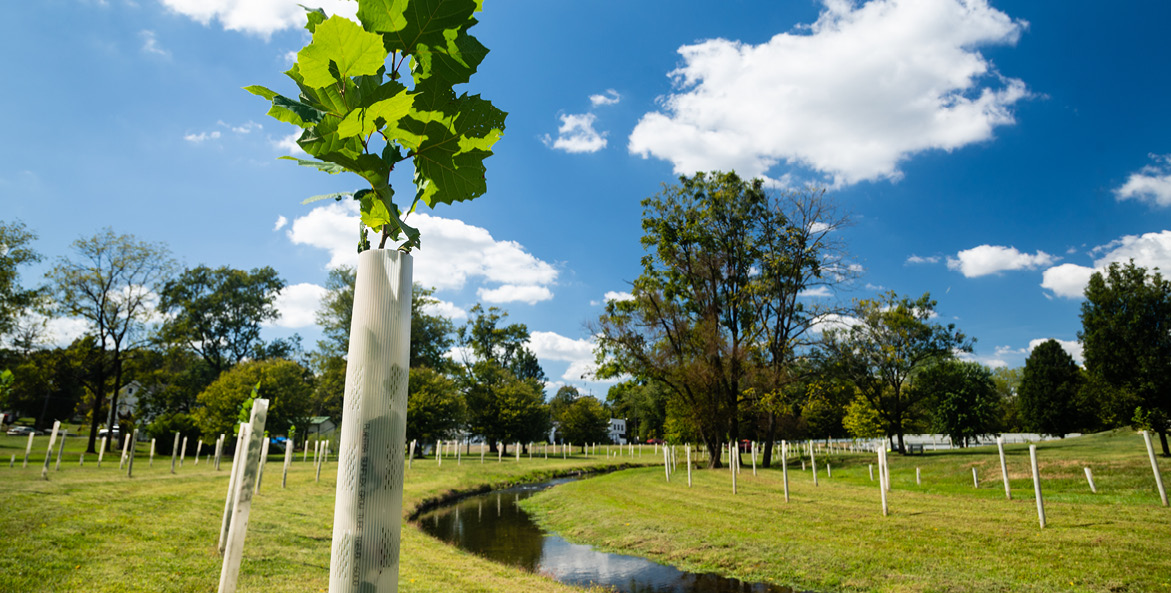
(0, 434, 649, 593)
(520, 430, 1171, 593)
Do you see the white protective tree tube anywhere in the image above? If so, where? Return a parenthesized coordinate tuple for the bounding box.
(41, 421, 61, 480)
(120, 433, 130, 470)
(219, 424, 248, 554)
(23, 433, 34, 468)
(1142, 431, 1169, 506)
(255, 437, 270, 493)
(54, 429, 67, 472)
(1030, 444, 1046, 528)
(282, 434, 294, 489)
(328, 249, 412, 593)
(126, 429, 138, 477)
(218, 399, 269, 593)
(997, 436, 1011, 499)
(781, 440, 789, 503)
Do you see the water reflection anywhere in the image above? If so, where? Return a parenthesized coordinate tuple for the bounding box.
(416, 479, 797, 593)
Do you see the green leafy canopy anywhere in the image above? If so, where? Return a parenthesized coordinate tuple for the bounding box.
(246, 0, 505, 251)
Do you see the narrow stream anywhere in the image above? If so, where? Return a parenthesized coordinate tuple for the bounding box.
(415, 478, 799, 593)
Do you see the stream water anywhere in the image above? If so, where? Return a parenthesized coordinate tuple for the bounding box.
(415, 478, 800, 593)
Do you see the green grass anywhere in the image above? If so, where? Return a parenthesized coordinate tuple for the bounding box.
(521, 430, 1171, 593)
(0, 436, 651, 593)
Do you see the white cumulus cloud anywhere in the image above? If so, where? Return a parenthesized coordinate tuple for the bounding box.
(266, 282, 328, 328)
(42, 316, 91, 348)
(286, 201, 558, 304)
(1115, 154, 1171, 208)
(798, 286, 833, 298)
(159, 0, 358, 37)
(422, 300, 468, 321)
(1027, 338, 1084, 365)
(947, 245, 1056, 277)
(1040, 263, 1095, 299)
(1042, 230, 1171, 298)
(808, 313, 861, 335)
(477, 284, 553, 305)
(528, 331, 598, 382)
(273, 216, 288, 231)
(543, 113, 608, 153)
(274, 131, 308, 156)
(591, 290, 634, 306)
(628, 0, 1029, 187)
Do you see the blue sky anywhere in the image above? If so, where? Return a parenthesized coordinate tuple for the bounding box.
(5, 0, 1171, 395)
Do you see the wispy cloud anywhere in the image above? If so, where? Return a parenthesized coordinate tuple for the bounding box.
(221, 120, 262, 134)
(906, 255, 940, 265)
(589, 89, 621, 107)
(184, 130, 221, 143)
(140, 30, 170, 58)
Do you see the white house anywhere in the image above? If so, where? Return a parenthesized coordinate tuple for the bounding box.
(117, 381, 143, 419)
(609, 418, 627, 445)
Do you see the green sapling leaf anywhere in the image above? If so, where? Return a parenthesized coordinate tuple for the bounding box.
(298, 16, 388, 89)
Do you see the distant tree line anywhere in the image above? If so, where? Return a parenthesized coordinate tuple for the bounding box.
(0, 220, 614, 456)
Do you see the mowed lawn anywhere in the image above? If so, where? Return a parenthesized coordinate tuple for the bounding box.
(521, 430, 1171, 593)
(0, 435, 645, 593)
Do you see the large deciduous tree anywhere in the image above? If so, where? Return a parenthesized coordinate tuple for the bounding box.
(917, 360, 1001, 447)
(158, 265, 285, 375)
(314, 266, 356, 359)
(48, 229, 175, 453)
(459, 304, 545, 382)
(557, 395, 611, 452)
(1079, 259, 1171, 453)
(820, 291, 972, 454)
(1018, 339, 1085, 438)
(462, 361, 549, 455)
(410, 286, 455, 370)
(406, 366, 465, 455)
(595, 172, 849, 468)
(548, 385, 580, 425)
(192, 358, 314, 439)
(0, 220, 42, 340)
(457, 305, 549, 453)
(745, 187, 852, 466)
(4, 337, 103, 430)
